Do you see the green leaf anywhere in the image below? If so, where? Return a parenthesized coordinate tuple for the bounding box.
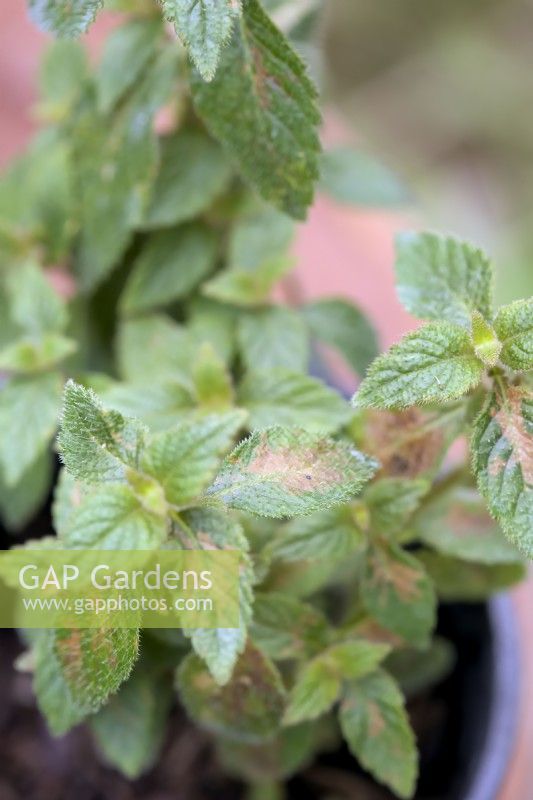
(60, 483, 168, 548)
(339, 670, 417, 799)
(73, 88, 159, 290)
(494, 298, 533, 371)
(208, 427, 377, 518)
(100, 381, 196, 432)
(471, 383, 533, 555)
(415, 486, 523, 564)
(320, 147, 410, 208)
(4, 260, 68, 336)
(418, 551, 526, 601)
(228, 204, 295, 271)
(238, 307, 309, 373)
(0, 371, 62, 486)
(39, 40, 87, 114)
(471, 311, 502, 367)
(121, 224, 217, 314)
(251, 592, 329, 660)
(52, 466, 88, 537)
(273, 506, 365, 562)
(33, 631, 87, 736)
(97, 18, 162, 113)
(385, 638, 456, 700)
(203, 257, 291, 307)
(58, 381, 147, 484)
(179, 507, 253, 685)
(302, 298, 379, 377)
(239, 370, 350, 434)
(192, 344, 234, 410)
(177, 643, 286, 743)
(191, 0, 320, 219)
(28, 0, 103, 37)
(140, 411, 245, 507)
(54, 627, 139, 712)
(168, 0, 242, 81)
(284, 641, 390, 725)
(187, 297, 237, 364)
(395, 232, 493, 328)
(117, 315, 195, 386)
(90, 664, 173, 779)
(0, 334, 76, 374)
(143, 129, 232, 229)
(364, 478, 429, 536)
(354, 322, 484, 410)
(0, 452, 52, 533)
(362, 543, 436, 647)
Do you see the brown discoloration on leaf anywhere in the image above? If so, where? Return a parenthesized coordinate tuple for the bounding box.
(446, 505, 491, 538)
(352, 619, 406, 647)
(56, 630, 83, 675)
(368, 700, 386, 738)
(247, 436, 342, 494)
(488, 455, 508, 478)
(364, 409, 444, 478)
(388, 561, 422, 602)
(494, 387, 533, 485)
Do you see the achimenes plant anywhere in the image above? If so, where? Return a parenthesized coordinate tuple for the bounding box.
(0, 1, 530, 799)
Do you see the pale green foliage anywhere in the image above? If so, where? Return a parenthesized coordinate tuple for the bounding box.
(33, 631, 88, 736)
(471, 383, 533, 556)
(90, 663, 173, 778)
(0, 453, 52, 533)
(419, 551, 526, 601)
(191, 0, 320, 218)
(340, 670, 417, 799)
(395, 232, 493, 328)
(320, 147, 410, 208)
(28, 0, 103, 37)
(354, 322, 484, 409)
(143, 130, 232, 229)
(494, 298, 533, 371)
(251, 592, 329, 660)
(208, 427, 377, 517)
(167, 0, 242, 81)
(274, 506, 365, 562)
(284, 641, 390, 725)
(238, 307, 309, 373)
(302, 298, 379, 376)
(239, 370, 351, 433)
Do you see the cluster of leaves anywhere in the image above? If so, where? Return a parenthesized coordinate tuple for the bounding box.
(0, 1, 529, 799)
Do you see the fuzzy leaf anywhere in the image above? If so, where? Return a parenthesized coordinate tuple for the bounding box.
(415, 486, 523, 564)
(339, 670, 417, 799)
(60, 483, 168, 549)
(274, 506, 365, 562)
(362, 543, 436, 647)
(418, 551, 525, 601)
(33, 631, 87, 736)
(238, 307, 309, 373)
(302, 298, 379, 377)
(284, 641, 390, 725)
(90, 665, 173, 778)
(191, 0, 320, 219)
(251, 592, 329, 660)
(168, 0, 242, 81)
(141, 411, 245, 507)
(97, 18, 162, 113)
(395, 232, 493, 328)
(0, 372, 62, 486)
(208, 427, 377, 518)
(494, 298, 533, 371)
(54, 627, 139, 713)
(143, 129, 232, 229)
(354, 322, 484, 410)
(58, 381, 147, 484)
(320, 148, 410, 208)
(28, 0, 103, 37)
(178, 643, 286, 743)
(471, 384, 533, 555)
(239, 370, 350, 434)
(121, 224, 217, 313)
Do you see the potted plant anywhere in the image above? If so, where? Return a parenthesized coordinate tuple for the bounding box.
(0, 1, 531, 798)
